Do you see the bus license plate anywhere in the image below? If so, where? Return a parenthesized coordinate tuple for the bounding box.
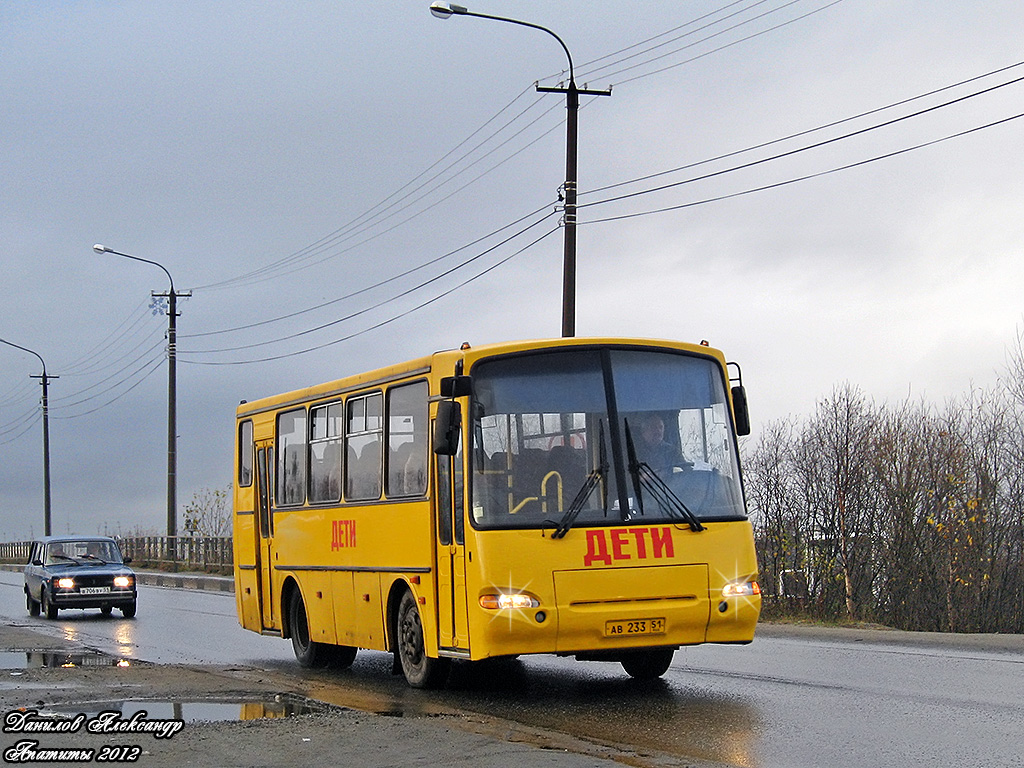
(605, 618, 665, 637)
(80, 587, 110, 594)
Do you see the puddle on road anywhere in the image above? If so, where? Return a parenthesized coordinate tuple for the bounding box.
(50, 694, 335, 723)
(0, 650, 130, 669)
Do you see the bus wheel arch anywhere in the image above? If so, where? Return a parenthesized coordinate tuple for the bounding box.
(284, 579, 329, 668)
(390, 585, 450, 689)
(280, 577, 301, 640)
(283, 578, 357, 669)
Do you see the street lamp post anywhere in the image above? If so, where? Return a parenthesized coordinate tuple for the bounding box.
(93, 245, 190, 546)
(0, 338, 57, 536)
(430, 2, 610, 338)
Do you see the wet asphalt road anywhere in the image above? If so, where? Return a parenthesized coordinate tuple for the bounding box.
(1, 570, 1022, 767)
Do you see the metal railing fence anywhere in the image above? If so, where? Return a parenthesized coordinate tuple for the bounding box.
(0, 536, 232, 571)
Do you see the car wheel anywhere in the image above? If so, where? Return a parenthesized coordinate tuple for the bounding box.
(41, 589, 58, 620)
(396, 590, 450, 688)
(26, 592, 40, 617)
(121, 601, 137, 619)
(100, 605, 113, 617)
(621, 648, 674, 680)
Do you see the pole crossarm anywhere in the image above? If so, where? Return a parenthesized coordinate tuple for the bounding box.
(536, 85, 613, 97)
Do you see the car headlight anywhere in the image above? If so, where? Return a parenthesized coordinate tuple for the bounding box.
(56, 578, 75, 589)
(113, 576, 133, 588)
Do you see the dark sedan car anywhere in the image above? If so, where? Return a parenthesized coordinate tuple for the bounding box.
(24, 536, 137, 619)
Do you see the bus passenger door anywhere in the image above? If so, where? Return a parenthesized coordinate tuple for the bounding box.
(435, 448, 469, 654)
(254, 442, 278, 631)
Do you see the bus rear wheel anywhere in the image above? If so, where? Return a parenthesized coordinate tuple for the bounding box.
(288, 590, 356, 668)
(396, 591, 450, 689)
(289, 590, 330, 668)
(621, 648, 675, 680)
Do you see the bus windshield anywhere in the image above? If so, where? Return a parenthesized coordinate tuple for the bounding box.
(470, 347, 746, 530)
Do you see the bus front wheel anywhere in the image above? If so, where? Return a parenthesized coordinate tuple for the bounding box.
(621, 648, 675, 680)
(396, 591, 450, 689)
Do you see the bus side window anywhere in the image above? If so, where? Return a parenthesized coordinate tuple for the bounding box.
(238, 420, 253, 487)
(276, 408, 307, 506)
(386, 381, 428, 497)
(346, 393, 383, 500)
(309, 402, 343, 503)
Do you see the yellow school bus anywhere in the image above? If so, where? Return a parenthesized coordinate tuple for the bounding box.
(233, 337, 760, 687)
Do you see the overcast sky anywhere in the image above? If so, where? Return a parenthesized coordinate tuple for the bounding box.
(2, 1, 1022, 540)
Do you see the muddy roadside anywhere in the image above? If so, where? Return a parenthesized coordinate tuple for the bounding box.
(4, 621, 1021, 768)
(0, 623, 683, 768)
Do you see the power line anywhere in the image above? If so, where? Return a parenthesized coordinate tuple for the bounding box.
(0, 404, 40, 437)
(183, 3, 834, 305)
(181, 202, 556, 340)
(190, 86, 550, 293)
(0, 410, 40, 446)
(576, 0, 786, 83)
(50, 357, 166, 420)
(579, 111, 1024, 226)
(604, 0, 846, 87)
(56, 297, 152, 375)
(182, 209, 561, 356)
(579, 68, 1024, 211)
(49, 339, 166, 406)
(182, 226, 561, 367)
(0, 379, 37, 409)
(582, 60, 1024, 200)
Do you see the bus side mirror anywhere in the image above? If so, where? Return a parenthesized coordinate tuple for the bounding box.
(434, 399, 462, 455)
(731, 385, 751, 436)
(440, 375, 472, 398)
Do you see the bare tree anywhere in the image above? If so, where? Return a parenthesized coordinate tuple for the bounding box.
(183, 484, 232, 538)
(744, 337, 1024, 633)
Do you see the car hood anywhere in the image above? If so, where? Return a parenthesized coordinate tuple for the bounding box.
(34, 563, 135, 577)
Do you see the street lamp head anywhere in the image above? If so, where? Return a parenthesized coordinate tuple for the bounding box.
(430, 2, 468, 19)
(93, 244, 111, 254)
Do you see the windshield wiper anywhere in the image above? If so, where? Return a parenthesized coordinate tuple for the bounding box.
(551, 421, 609, 539)
(624, 419, 705, 532)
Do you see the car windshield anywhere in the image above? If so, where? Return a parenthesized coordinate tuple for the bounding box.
(45, 541, 122, 565)
(470, 347, 746, 531)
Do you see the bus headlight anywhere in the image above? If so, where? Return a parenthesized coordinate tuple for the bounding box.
(479, 592, 540, 610)
(113, 576, 133, 589)
(57, 578, 75, 589)
(722, 581, 761, 598)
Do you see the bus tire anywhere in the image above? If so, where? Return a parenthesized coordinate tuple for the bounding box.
(288, 589, 332, 668)
(621, 648, 674, 680)
(396, 591, 450, 689)
(326, 643, 358, 669)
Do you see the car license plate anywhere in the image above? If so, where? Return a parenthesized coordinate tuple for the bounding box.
(79, 587, 110, 595)
(605, 618, 666, 637)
